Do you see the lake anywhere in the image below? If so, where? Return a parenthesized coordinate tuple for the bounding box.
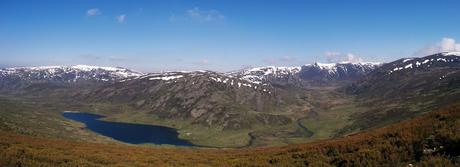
(63, 112, 195, 146)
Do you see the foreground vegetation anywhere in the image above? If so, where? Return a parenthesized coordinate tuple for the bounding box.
(1, 102, 459, 166)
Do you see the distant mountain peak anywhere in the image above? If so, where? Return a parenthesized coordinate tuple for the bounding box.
(227, 62, 381, 85)
(0, 64, 143, 82)
(386, 52, 460, 74)
(312, 61, 382, 67)
(71, 64, 128, 72)
(4, 64, 140, 73)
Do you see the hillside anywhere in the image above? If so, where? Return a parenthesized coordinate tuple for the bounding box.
(0, 52, 459, 148)
(1, 102, 459, 166)
(0, 62, 377, 147)
(228, 62, 380, 86)
(342, 52, 460, 134)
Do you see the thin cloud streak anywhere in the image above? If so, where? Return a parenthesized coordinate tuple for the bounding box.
(169, 7, 225, 23)
(324, 52, 364, 63)
(86, 8, 101, 16)
(413, 37, 460, 57)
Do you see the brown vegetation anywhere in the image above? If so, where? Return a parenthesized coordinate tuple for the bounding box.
(1, 103, 460, 166)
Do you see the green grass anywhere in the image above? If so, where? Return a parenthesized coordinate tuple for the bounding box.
(300, 103, 366, 140)
(0, 84, 375, 148)
(0, 95, 116, 144)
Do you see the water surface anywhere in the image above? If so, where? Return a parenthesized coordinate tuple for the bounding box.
(63, 112, 194, 146)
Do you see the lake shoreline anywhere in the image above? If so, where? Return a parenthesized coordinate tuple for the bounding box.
(62, 112, 196, 147)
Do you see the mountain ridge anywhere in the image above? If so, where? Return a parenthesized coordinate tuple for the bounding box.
(1, 52, 459, 147)
(0, 64, 143, 82)
(0, 61, 383, 92)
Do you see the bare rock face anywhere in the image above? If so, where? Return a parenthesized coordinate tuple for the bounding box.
(191, 108, 207, 118)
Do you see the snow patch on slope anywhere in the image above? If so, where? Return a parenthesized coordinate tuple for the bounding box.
(149, 75, 184, 81)
(0, 65, 143, 82)
(388, 52, 460, 74)
(441, 52, 460, 56)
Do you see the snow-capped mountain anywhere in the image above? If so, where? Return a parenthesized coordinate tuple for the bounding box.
(229, 62, 381, 85)
(1, 52, 459, 131)
(123, 70, 274, 94)
(0, 61, 381, 87)
(227, 66, 302, 84)
(3, 51, 458, 91)
(0, 65, 143, 83)
(385, 52, 460, 74)
(348, 52, 460, 99)
(80, 69, 284, 130)
(298, 62, 381, 80)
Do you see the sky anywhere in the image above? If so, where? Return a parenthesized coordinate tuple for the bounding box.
(1, 0, 460, 72)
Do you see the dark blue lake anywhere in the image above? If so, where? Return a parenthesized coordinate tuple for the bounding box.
(63, 112, 195, 146)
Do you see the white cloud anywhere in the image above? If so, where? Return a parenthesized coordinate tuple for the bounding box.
(344, 53, 363, 63)
(116, 14, 126, 23)
(324, 51, 341, 62)
(86, 8, 101, 16)
(187, 7, 224, 22)
(414, 37, 460, 57)
(170, 7, 224, 23)
(324, 51, 341, 57)
(324, 52, 363, 63)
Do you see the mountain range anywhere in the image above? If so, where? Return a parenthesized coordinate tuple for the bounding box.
(0, 61, 381, 90)
(0, 60, 381, 131)
(1, 52, 459, 147)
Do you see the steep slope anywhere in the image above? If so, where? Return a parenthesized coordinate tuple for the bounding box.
(79, 70, 294, 130)
(343, 52, 460, 133)
(349, 52, 460, 99)
(229, 62, 380, 86)
(0, 64, 355, 147)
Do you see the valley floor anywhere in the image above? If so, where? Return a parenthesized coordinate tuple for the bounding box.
(1, 102, 459, 166)
(0, 84, 367, 148)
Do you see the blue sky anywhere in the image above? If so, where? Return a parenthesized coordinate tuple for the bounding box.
(1, 0, 460, 72)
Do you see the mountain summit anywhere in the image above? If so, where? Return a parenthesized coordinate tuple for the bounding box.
(229, 62, 381, 85)
(0, 65, 143, 83)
